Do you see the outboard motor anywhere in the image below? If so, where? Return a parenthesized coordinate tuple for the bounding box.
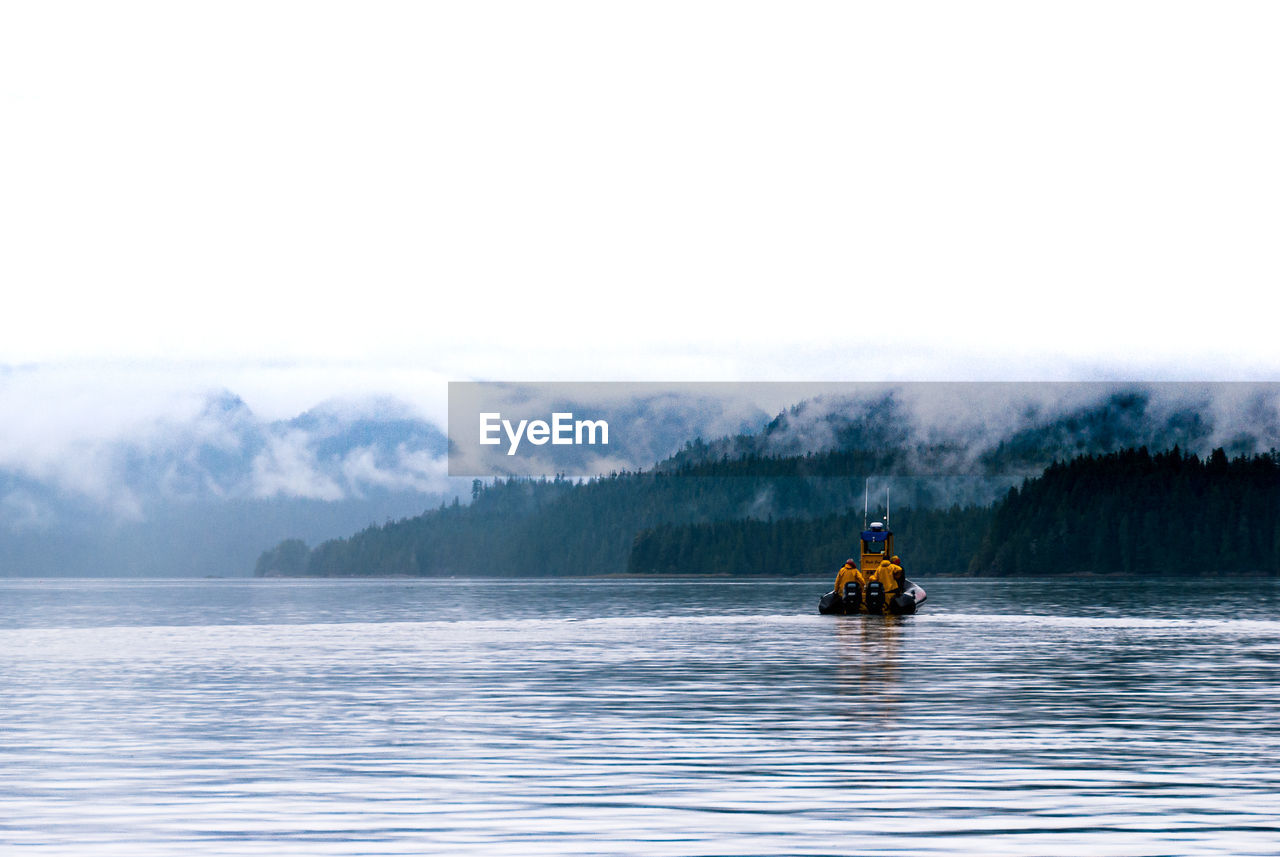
(841, 581, 861, 614)
(889, 590, 917, 615)
(864, 580, 884, 614)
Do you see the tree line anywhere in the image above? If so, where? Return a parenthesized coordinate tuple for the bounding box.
(970, 446, 1280, 576)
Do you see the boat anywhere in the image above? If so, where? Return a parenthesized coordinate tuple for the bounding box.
(818, 521, 927, 615)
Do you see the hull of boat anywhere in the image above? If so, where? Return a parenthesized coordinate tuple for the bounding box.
(819, 579, 927, 615)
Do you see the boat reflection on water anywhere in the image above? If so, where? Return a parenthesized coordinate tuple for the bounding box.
(832, 614, 905, 719)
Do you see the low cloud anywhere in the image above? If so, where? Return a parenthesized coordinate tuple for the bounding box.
(339, 445, 451, 496)
(2, 490, 56, 533)
(250, 431, 346, 501)
(0, 366, 454, 523)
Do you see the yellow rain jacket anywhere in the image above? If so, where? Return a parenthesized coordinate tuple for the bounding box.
(870, 560, 898, 612)
(885, 560, 904, 601)
(834, 561, 861, 603)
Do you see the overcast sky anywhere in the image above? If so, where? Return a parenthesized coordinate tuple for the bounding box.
(2, 2, 1278, 432)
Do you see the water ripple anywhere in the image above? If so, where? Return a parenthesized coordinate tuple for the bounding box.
(2, 578, 1279, 855)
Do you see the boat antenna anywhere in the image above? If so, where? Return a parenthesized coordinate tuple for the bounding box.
(885, 483, 890, 528)
(863, 478, 869, 530)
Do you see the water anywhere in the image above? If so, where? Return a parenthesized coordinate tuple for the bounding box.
(2, 577, 1279, 856)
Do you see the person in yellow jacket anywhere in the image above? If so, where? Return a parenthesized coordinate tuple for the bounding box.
(833, 559, 862, 611)
(870, 560, 901, 613)
(888, 555, 905, 592)
(884, 555, 904, 606)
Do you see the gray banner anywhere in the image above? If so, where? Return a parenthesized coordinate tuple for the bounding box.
(448, 381, 1280, 478)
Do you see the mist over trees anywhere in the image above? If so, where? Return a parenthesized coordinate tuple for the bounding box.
(256, 445, 1280, 579)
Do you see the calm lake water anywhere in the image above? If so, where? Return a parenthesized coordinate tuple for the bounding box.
(2, 577, 1279, 856)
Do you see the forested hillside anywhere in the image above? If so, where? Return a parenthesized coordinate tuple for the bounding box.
(972, 446, 1280, 576)
(629, 447, 1280, 577)
(255, 386, 1280, 579)
(255, 444, 1001, 577)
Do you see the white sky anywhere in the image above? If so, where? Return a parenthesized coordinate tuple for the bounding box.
(2, 2, 1279, 427)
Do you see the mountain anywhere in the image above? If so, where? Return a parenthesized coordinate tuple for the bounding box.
(665, 384, 1280, 477)
(0, 385, 773, 577)
(0, 392, 460, 576)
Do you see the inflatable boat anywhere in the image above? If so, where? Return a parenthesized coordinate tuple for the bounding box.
(817, 521, 928, 615)
(819, 578, 927, 615)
